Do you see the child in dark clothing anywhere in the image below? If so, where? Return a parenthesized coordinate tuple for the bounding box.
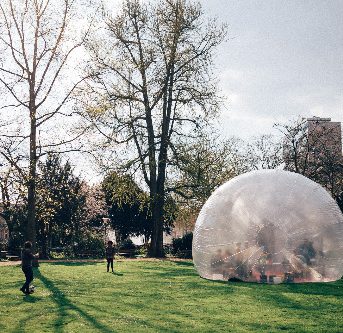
(20, 241, 36, 294)
(105, 240, 115, 272)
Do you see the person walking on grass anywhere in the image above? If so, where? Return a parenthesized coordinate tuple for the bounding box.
(20, 241, 37, 295)
(106, 240, 115, 273)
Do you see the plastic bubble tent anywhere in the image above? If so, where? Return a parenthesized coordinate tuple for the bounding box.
(192, 170, 343, 283)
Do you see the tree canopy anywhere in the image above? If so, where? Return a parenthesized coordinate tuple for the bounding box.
(82, 0, 227, 256)
(102, 171, 176, 242)
(0, 0, 92, 249)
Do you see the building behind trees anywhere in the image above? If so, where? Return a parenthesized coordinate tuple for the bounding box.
(0, 204, 9, 250)
(307, 117, 342, 159)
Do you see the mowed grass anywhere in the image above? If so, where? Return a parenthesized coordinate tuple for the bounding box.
(1, 260, 343, 333)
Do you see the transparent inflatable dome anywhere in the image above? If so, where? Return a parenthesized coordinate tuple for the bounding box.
(193, 170, 343, 283)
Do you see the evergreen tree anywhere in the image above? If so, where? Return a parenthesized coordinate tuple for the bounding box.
(102, 172, 176, 243)
(36, 155, 86, 258)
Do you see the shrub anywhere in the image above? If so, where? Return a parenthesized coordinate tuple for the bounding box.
(118, 238, 136, 250)
(74, 233, 105, 258)
(136, 244, 148, 256)
(172, 233, 193, 258)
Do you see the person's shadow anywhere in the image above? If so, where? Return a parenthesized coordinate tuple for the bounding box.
(34, 268, 113, 333)
(22, 294, 42, 303)
(112, 271, 123, 276)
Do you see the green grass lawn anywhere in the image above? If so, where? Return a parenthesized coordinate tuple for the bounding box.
(1, 260, 343, 333)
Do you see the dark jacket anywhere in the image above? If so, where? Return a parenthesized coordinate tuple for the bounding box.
(21, 248, 34, 268)
(106, 246, 115, 259)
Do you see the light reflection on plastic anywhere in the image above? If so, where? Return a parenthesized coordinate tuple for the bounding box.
(192, 170, 343, 283)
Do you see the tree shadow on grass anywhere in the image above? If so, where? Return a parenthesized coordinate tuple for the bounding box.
(140, 264, 197, 278)
(45, 261, 102, 267)
(280, 280, 343, 297)
(12, 314, 33, 333)
(198, 278, 343, 317)
(232, 280, 343, 314)
(172, 261, 194, 267)
(85, 301, 200, 333)
(240, 285, 342, 332)
(238, 279, 343, 297)
(35, 268, 114, 333)
(22, 294, 43, 303)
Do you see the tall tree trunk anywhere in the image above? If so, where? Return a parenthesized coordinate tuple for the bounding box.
(149, 191, 165, 257)
(27, 106, 37, 250)
(148, 60, 174, 257)
(148, 142, 168, 257)
(40, 222, 48, 259)
(147, 72, 173, 257)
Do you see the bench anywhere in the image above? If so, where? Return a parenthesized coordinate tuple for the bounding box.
(77, 252, 99, 259)
(49, 247, 64, 253)
(0, 251, 7, 259)
(6, 255, 20, 261)
(117, 249, 136, 258)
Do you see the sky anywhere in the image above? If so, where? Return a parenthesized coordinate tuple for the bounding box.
(1, 0, 342, 183)
(199, 0, 343, 138)
(69, 0, 343, 181)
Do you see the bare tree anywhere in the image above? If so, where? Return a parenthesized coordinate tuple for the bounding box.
(246, 134, 283, 170)
(168, 134, 245, 206)
(82, 0, 227, 256)
(0, 165, 25, 211)
(275, 117, 343, 202)
(274, 118, 310, 175)
(167, 133, 247, 235)
(0, 0, 92, 248)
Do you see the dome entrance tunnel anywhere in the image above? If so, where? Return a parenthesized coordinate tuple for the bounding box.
(192, 170, 343, 283)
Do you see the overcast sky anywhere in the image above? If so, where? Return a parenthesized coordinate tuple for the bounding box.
(199, 0, 343, 138)
(3, 0, 341, 182)
(77, 0, 343, 182)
